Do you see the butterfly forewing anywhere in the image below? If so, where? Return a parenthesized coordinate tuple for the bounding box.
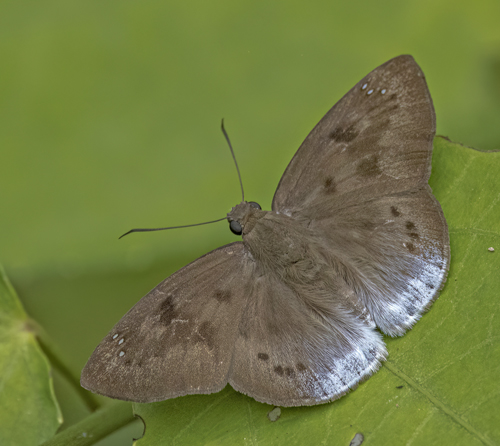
(81, 243, 253, 403)
(272, 55, 436, 213)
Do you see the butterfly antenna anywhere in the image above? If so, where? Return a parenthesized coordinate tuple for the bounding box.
(120, 121, 242, 239)
(221, 119, 245, 202)
(119, 217, 227, 239)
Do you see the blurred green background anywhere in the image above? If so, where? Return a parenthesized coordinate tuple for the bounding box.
(1, 0, 499, 443)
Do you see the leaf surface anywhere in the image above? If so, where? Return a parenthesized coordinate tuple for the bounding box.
(0, 267, 62, 445)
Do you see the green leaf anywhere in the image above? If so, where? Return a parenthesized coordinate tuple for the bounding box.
(0, 266, 62, 445)
(133, 137, 500, 445)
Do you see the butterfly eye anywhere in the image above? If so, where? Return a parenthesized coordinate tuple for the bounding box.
(249, 201, 261, 210)
(229, 220, 243, 235)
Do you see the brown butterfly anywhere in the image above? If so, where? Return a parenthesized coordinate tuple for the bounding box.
(81, 55, 450, 407)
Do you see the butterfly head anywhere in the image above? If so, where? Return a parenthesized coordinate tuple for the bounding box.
(227, 201, 264, 236)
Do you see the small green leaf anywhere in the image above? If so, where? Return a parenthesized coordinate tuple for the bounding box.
(133, 137, 499, 446)
(0, 266, 62, 445)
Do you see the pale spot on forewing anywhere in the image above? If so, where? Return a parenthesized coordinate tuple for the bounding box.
(119, 351, 125, 357)
(383, 171, 401, 180)
(361, 83, 368, 90)
(118, 338, 124, 345)
(112, 334, 118, 340)
(381, 89, 386, 94)
(367, 89, 374, 95)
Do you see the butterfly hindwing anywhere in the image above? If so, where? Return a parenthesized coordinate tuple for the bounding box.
(308, 186, 449, 336)
(228, 271, 387, 406)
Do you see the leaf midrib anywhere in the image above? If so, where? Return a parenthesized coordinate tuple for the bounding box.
(383, 360, 494, 446)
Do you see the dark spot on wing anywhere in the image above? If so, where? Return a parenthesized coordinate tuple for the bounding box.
(285, 367, 295, 378)
(408, 232, 420, 240)
(357, 155, 381, 177)
(361, 220, 375, 231)
(406, 221, 416, 230)
(258, 353, 269, 361)
(195, 321, 216, 349)
(396, 385, 404, 389)
(274, 366, 284, 376)
(406, 242, 415, 253)
(296, 362, 307, 372)
(389, 93, 397, 101)
(391, 206, 400, 217)
(329, 125, 359, 142)
(213, 289, 231, 303)
(125, 359, 132, 366)
(426, 283, 435, 290)
(137, 361, 143, 368)
(158, 294, 177, 326)
(324, 176, 336, 194)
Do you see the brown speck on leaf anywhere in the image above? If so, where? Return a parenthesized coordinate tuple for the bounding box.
(349, 433, 364, 446)
(267, 407, 281, 422)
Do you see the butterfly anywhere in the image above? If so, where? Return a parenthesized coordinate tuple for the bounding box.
(81, 55, 450, 407)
